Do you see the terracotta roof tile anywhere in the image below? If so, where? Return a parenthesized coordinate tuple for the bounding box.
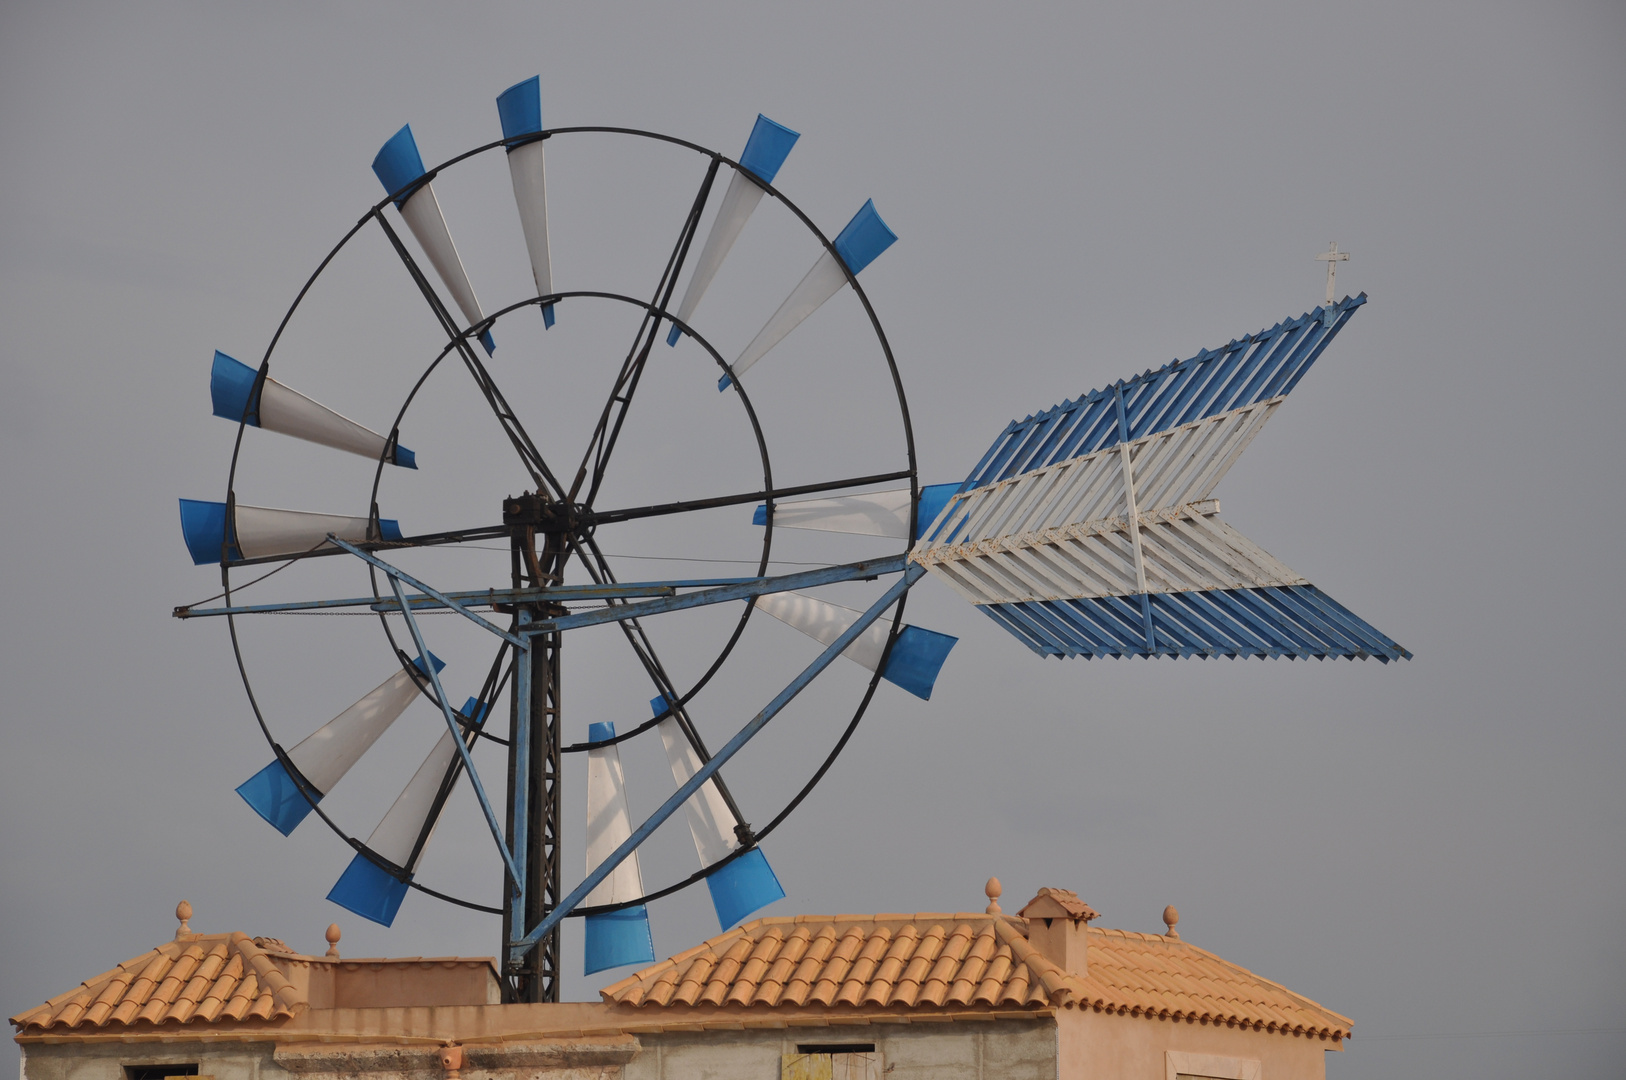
(600, 912, 1351, 1041)
(9, 934, 305, 1032)
(1017, 888, 1101, 922)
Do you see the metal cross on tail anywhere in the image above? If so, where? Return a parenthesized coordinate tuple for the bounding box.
(1317, 242, 1350, 306)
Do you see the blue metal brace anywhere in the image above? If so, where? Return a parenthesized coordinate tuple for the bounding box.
(508, 564, 925, 962)
(385, 573, 522, 889)
(328, 538, 527, 647)
(325, 537, 524, 895)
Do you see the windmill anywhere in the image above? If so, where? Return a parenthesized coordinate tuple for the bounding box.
(174, 77, 1407, 1004)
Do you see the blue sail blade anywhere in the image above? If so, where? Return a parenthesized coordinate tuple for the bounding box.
(583, 907, 656, 975)
(706, 847, 784, 929)
(235, 758, 319, 836)
(880, 625, 958, 700)
(327, 853, 411, 927)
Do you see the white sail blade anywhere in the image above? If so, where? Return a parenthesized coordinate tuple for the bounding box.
(231, 503, 398, 561)
(671, 172, 763, 342)
(179, 500, 402, 565)
(725, 249, 846, 388)
(291, 658, 446, 796)
(752, 483, 959, 540)
(766, 487, 910, 537)
(496, 77, 556, 328)
(366, 728, 457, 870)
(260, 381, 406, 464)
(585, 721, 646, 905)
(327, 697, 484, 927)
(722, 199, 895, 389)
(231, 504, 399, 561)
(653, 699, 786, 929)
(582, 719, 656, 974)
(657, 715, 740, 867)
(210, 351, 415, 467)
(235, 655, 445, 836)
(373, 125, 496, 355)
(754, 591, 957, 701)
(398, 189, 491, 349)
(755, 591, 893, 673)
(666, 114, 799, 346)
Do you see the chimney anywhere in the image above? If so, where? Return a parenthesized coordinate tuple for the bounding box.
(1016, 888, 1099, 977)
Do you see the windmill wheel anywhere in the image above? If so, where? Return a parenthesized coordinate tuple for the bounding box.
(176, 79, 959, 1002)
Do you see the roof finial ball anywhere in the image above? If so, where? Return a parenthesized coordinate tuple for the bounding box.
(1163, 905, 1180, 940)
(174, 900, 193, 939)
(325, 923, 342, 958)
(985, 877, 1003, 915)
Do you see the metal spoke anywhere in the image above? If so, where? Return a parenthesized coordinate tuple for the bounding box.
(372, 210, 566, 501)
(568, 157, 722, 507)
(584, 469, 915, 527)
(196, 521, 512, 571)
(563, 529, 755, 831)
(535, 554, 907, 634)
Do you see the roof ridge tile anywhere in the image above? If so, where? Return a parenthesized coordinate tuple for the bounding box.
(993, 917, 1079, 1005)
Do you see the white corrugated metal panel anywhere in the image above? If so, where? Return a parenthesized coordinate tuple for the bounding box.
(914, 501, 1306, 604)
(912, 398, 1300, 604)
(921, 399, 1281, 550)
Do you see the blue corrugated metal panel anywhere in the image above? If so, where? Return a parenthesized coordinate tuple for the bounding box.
(981, 582, 1408, 662)
(966, 296, 1366, 487)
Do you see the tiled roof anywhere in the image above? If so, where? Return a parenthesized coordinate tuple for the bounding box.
(1078, 926, 1351, 1040)
(601, 914, 1071, 1011)
(9, 933, 304, 1032)
(600, 914, 1351, 1041)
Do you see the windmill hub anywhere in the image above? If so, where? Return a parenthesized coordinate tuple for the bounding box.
(502, 491, 584, 536)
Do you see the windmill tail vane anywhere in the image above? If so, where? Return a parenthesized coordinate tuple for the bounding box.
(911, 293, 1410, 662)
(172, 71, 1406, 1002)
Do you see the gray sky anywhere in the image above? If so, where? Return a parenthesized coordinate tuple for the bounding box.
(2, 4, 1622, 1078)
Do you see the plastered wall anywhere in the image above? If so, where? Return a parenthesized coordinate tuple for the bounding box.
(1057, 1008, 1335, 1080)
(22, 1041, 287, 1080)
(625, 1020, 1057, 1080)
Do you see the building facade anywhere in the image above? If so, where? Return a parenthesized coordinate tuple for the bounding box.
(13, 885, 1349, 1080)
